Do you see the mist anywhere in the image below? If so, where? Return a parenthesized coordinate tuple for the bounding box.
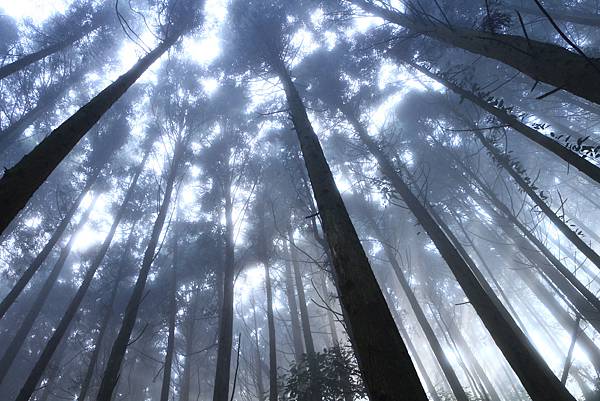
(1, 1, 600, 400)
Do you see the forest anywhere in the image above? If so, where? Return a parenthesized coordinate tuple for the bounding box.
(1, 0, 600, 400)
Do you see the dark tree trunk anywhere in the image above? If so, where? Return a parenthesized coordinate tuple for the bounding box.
(212, 170, 236, 401)
(403, 60, 600, 185)
(273, 59, 427, 401)
(180, 287, 200, 401)
(283, 245, 304, 360)
(0, 168, 100, 320)
(288, 231, 321, 401)
(263, 263, 278, 401)
(252, 299, 266, 401)
(0, 193, 98, 385)
(95, 141, 184, 401)
(160, 230, 178, 401)
(438, 310, 502, 401)
(14, 153, 146, 401)
(0, 25, 96, 80)
(0, 34, 180, 235)
(352, 0, 600, 105)
(341, 107, 576, 401)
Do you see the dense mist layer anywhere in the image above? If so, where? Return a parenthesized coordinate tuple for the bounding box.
(1, 1, 600, 401)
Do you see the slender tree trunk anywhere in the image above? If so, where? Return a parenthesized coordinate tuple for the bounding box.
(0, 34, 180, 235)
(352, 0, 600, 105)
(0, 25, 97, 80)
(212, 171, 236, 401)
(288, 231, 321, 401)
(283, 246, 304, 360)
(439, 310, 502, 401)
(35, 340, 68, 401)
(0, 193, 98, 385)
(372, 226, 469, 401)
(0, 168, 100, 320)
(404, 60, 600, 185)
(431, 309, 488, 401)
(180, 287, 199, 401)
(263, 263, 277, 401)
(160, 231, 178, 401)
(95, 141, 183, 401)
(272, 58, 427, 401)
(341, 107, 576, 401)
(252, 299, 266, 401)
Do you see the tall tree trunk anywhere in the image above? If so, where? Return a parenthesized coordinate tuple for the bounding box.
(14, 153, 146, 401)
(370, 224, 469, 401)
(438, 309, 502, 401)
(288, 231, 321, 401)
(0, 34, 180, 235)
(160, 230, 179, 401)
(0, 25, 97, 80)
(252, 298, 266, 401)
(212, 170, 236, 401)
(352, 0, 600, 105)
(180, 286, 200, 401)
(283, 244, 304, 360)
(272, 58, 427, 401)
(256, 197, 277, 401)
(263, 263, 277, 401)
(0, 168, 100, 320)
(0, 193, 98, 385)
(403, 60, 600, 185)
(340, 107, 576, 401)
(95, 140, 183, 401)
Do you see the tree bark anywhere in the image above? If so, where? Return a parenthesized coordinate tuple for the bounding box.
(341, 107, 576, 401)
(352, 0, 600, 105)
(95, 140, 183, 401)
(160, 230, 179, 401)
(288, 231, 321, 401)
(212, 168, 236, 401)
(283, 246, 304, 361)
(0, 192, 97, 386)
(263, 263, 278, 401)
(273, 59, 427, 401)
(0, 34, 179, 235)
(14, 153, 146, 401)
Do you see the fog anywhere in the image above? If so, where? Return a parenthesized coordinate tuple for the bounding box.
(1, 1, 600, 401)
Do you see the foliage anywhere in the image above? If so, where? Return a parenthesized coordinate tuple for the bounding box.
(280, 345, 367, 401)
